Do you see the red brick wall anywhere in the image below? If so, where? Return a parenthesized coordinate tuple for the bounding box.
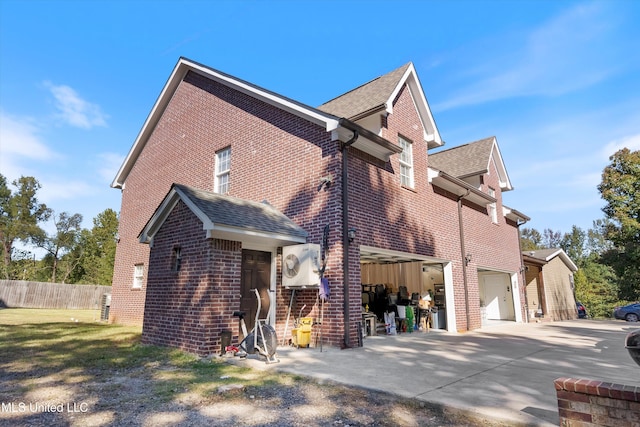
(141, 200, 243, 355)
(462, 159, 525, 328)
(111, 74, 340, 324)
(348, 84, 524, 332)
(112, 67, 525, 347)
(555, 377, 640, 426)
(111, 69, 349, 345)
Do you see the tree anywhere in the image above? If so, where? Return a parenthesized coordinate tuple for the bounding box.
(598, 148, 640, 300)
(0, 175, 51, 279)
(586, 219, 613, 259)
(561, 225, 586, 268)
(34, 211, 83, 283)
(573, 261, 618, 318)
(520, 227, 542, 251)
(76, 209, 118, 286)
(542, 228, 563, 249)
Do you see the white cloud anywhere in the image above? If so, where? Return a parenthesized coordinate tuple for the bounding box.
(39, 179, 93, 204)
(44, 82, 108, 129)
(436, 3, 619, 111)
(0, 112, 54, 159)
(96, 152, 125, 183)
(602, 133, 640, 159)
(0, 112, 59, 180)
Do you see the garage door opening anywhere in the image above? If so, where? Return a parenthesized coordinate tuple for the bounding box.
(359, 246, 450, 334)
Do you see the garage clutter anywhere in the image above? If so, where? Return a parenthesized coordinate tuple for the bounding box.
(362, 283, 439, 336)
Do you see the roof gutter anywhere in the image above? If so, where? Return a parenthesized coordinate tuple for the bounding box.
(338, 118, 402, 155)
(436, 170, 495, 203)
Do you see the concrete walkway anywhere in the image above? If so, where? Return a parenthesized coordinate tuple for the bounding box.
(231, 319, 640, 426)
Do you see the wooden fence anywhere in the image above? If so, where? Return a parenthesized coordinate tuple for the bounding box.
(0, 280, 111, 310)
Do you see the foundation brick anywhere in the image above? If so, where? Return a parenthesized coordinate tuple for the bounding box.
(556, 377, 640, 427)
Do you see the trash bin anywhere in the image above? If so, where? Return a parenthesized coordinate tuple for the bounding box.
(430, 307, 439, 329)
(437, 308, 446, 330)
(625, 329, 640, 367)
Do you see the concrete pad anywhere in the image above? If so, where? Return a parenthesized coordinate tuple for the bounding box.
(226, 320, 640, 426)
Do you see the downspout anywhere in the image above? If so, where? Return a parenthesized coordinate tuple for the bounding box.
(341, 130, 358, 348)
(457, 190, 471, 331)
(516, 220, 529, 323)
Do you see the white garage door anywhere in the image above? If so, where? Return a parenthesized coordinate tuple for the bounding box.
(481, 273, 515, 320)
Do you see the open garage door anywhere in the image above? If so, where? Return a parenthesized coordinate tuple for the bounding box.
(359, 246, 454, 332)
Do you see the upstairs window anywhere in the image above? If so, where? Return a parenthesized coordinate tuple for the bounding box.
(488, 187, 498, 223)
(133, 264, 144, 289)
(215, 147, 231, 194)
(399, 136, 414, 188)
(171, 247, 182, 272)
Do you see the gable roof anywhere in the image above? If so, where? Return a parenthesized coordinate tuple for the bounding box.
(112, 58, 401, 189)
(319, 63, 410, 120)
(523, 248, 578, 272)
(429, 136, 513, 191)
(318, 62, 443, 148)
(139, 184, 307, 247)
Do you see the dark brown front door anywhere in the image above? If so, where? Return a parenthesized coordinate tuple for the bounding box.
(240, 250, 271, 335)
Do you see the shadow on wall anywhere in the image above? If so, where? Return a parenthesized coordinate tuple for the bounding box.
(280, 145, 437, 345)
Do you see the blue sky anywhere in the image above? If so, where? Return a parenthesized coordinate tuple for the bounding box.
(1, 0, 639, 241)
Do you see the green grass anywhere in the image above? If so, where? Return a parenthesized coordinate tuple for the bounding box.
(0, 308, 285, 406)
(0, 308, 500, 426)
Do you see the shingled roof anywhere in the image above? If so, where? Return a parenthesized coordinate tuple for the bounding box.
(318, 63, 411, 120)
(429, 137, 495, 178)
(523, 248, 578, 272)
(317, 62, 443, 147)
(139, 184, 307, 246)
(429, 136, 513, 191)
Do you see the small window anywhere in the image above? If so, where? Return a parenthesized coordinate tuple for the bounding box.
(399, 136, 414, 188)
(171, 247, 182, 272)
(133, 264, 144, 289)
(215, 147, 231, 194)
(488, 187, 498, 223)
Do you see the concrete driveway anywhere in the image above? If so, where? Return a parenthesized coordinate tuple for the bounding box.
(235, 319, 640, 426)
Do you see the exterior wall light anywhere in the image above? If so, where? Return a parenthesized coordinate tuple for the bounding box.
(348, 228, 357, 244)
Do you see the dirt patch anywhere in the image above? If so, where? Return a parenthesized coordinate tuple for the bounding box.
(0, 357, 509, 427)
(0, 309, 510, 426)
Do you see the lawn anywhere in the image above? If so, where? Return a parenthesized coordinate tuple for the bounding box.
(0, 308, 497, 426)
(0, 308, 296, 426)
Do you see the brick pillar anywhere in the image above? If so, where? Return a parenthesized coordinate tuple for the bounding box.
(554, 377, 640, 426)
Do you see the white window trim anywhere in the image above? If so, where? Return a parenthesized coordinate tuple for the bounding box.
(214, 147, 231, 194)
(399, 136, 414, 188)
(488, 187, 498, 223)
(133, 264, 144, 289)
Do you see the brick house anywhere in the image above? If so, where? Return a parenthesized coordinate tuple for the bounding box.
(110, 58, 530, 355)
(523, 248, 579, 321)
